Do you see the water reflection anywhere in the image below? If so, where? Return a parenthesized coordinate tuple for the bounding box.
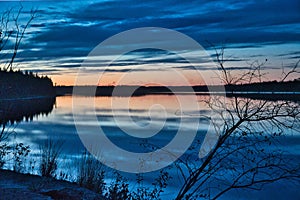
(0, 97, 56, 124)
(1, 96, 299, 199)
(7, 95, 212, 158)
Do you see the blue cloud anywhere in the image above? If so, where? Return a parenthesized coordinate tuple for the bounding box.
(1, 0, 299, 80)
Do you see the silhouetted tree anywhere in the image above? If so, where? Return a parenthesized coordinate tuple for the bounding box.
(175, 47, 300, 199)
(0, 5, 36, 71)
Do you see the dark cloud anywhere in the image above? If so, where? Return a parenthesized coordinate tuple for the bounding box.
(175, 65, 262, 71)
(2, 0, 299, 76)
(29, 69, 61, 73)
(31, 0, 300, 47)
(289, 56, 300, 59)
(30, 23, 47, 28)
(277, 51, 300, 57)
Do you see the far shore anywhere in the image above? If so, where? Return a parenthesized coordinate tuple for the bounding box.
(55, 80, 300, 101)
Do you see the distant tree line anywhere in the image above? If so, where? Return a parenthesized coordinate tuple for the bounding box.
(223, 79, 300, 92)
(62, 78, 300, 98)
(0, 69, 55, 99)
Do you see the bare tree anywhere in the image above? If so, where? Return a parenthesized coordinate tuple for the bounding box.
(0, 5, 36, 71)
(174, 47, 300, 199)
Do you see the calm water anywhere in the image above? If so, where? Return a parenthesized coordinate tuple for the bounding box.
(2, 95, 300, 199)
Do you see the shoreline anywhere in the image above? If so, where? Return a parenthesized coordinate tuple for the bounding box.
(0, 169, 105, 200)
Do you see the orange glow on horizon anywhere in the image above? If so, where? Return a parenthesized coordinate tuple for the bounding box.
(51, 70, 209, 86)
(50, 69, 287, 86)
(51, 74, 77, 86)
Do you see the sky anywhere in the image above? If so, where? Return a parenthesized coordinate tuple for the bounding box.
(0, 0, 299, 86)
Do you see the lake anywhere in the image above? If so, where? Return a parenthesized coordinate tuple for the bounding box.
(1, 95, 300, 199)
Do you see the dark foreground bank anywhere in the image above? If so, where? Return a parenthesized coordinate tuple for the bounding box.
(0, 170, 105, 200)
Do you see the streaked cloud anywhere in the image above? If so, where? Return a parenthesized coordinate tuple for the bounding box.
(1, 0, 299, 84)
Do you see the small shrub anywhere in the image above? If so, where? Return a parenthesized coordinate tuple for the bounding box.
(105, 171, 129, 200)
(12, 143, 30, 173)
(77, 151, 106, 194)
(39, 139, 63, 177)
(0, 143, 10, 169)
(130, 170, 171, 200)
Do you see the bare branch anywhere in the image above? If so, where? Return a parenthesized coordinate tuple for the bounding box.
(281, 60, 300, 82)
(175, 46, 300, 199)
